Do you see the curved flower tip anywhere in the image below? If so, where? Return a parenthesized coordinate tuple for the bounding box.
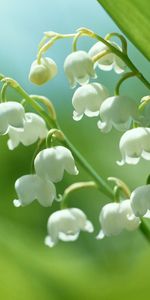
(64, 50, 96, 88)
(34, 146, 79, 183)
(13, 199, 22, 207)
(45, 208, 94, 247)
(29, 57, 57, 85)
(73, 111, 83, 121)
(0, 101, 25, 135)
(96, 230, 105, 240)
(44, 236, 55, 248)
(88, 41, 126, 74)
(116, 159, 125, 166)
(72, 82, 109, 121)
(84, 220, 94, 233)
(97, 120, 112, 133)
(118, 127, 150, 165)
(97, 200, 140, 238)
(7, 112, 48, 150)
(14, 174, 56, 207)
(130, 185, 150, 217)
(98, 95, 138, 133)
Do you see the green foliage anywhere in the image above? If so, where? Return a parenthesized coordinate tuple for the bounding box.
(97, 0, 150, 60)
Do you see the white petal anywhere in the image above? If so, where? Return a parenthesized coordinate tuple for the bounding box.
(84, 220, 94, 233)
(114, 56, 126, 74)
(13, 199, 22, 207)
(97, 120, 112, 133)
(8, 112, 48, 149)
(73, 111, 83, 121)
(116, 159, 125, 166)
(98, 63, 113, 71)
(118, 128, 150, 165)
(0, 102, 25, 135)
(142, 150, 150, 160)
(64, 51, 95, 88)
(98, 200, 140, 238)
(99, 96, 138, 133)
(34, 146, 78, 183)
(96, 230, 105, 240)
(44, 236, 56, 248)
(125, 155, 141, 165)
(131, 185, 150, 217)
(7, 131, 20, 150)
(72, 82, 109, 120)
(58, 231, 80, 241)
(46, 208, 93, 246)
(144, 210, 150, 219)
(14, 174, 56, 207)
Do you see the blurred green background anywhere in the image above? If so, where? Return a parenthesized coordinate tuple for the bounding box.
(0, 0, 150, 299)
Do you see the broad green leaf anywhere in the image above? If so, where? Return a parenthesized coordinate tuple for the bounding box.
(97, 0, 150, 61)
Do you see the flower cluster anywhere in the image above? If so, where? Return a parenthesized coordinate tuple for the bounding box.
(0, 27, 150, 249)
(14, 145, 79, 204)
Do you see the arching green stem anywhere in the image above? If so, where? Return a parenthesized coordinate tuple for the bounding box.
(92, 32, 150, 90)
(72, 32, 85, 52)
(92, 49, 111, 63)
(108, 176, 131, 198)
(1, 77, 53, 128)
(30, 139, 45, 174)
(1, 82, 8, 102)
(62, 134, 114, 199)
(30, 95, 57, 122)
(37, 33, 76, 63)
(115, 72, 137, 95)
(61, 181, 98, 209)
(105, 32, 128, 54)
(46, 128, 64, 148)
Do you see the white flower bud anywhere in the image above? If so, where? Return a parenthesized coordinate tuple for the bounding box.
(89, 41, 126, 74)
(72, 82, 109, 121)
(98, 95, 139, 133)
(0, 101, 25, 135)
(64, 50, 96, 88)
(97, 200, 140, 239)
(45, 208, 94, 247)
(117, 127, 150, 166)
(7, 112, 48, 150)
(13, 174, 56, 207)
(34, 146, 79, 183)
(29, 57, 57, 85)
(131, 185, 150, 217)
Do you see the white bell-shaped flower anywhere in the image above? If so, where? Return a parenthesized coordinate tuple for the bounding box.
(0, 101, 25, 135)
(88, 41, 126, 74)
(64, 50, 96, 88)
(72, 82, 109, 121)
(117, 127, 150, 166)
(13, 174, 56, 207)
(34, 146, 79, 183)
(7, 112, 48, 150)
(45, 208, 94, 247)
(29, 57, 57, 85)
(97, 200, 140, 239)
(98, 95, 139, 133)
(131, 185, 150, 217)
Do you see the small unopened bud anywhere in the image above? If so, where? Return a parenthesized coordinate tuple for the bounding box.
(29, 57, 57, 85)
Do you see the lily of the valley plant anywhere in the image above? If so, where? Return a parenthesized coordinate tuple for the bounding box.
(0, 27, 150, 247)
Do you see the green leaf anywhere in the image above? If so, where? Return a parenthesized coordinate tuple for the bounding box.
(97, 0, 150, 61)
